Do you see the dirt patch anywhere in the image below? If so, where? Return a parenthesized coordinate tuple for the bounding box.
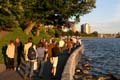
(0, 31, 10, 38)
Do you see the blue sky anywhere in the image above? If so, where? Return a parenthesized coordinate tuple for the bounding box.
(77, 0, 120, 33)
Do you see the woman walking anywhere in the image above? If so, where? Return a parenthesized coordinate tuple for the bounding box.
(6, 40, 15, 70)
(51, 42, 60, 78)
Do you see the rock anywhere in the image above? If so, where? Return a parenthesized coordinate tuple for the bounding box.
(76, 69, 81, 73)
(83, 70, 89, 74)
(75, 67, 82, 73)
(98, 76, 106, 80)
(83, 63, 90, 67)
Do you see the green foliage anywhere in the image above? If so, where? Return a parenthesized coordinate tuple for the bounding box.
(0, 15, 17, 29)
(54, 28, 63, 37)
(66, 30, 75, 36)
(0, 0, 96, 29)
(39, 27, 50, 39)
(90, 31, 98, 36)
(80, 31, 98, 37)
(0, 0, 24, 29)
(47, 28, 55, 36)
(74, 31, 81, 36)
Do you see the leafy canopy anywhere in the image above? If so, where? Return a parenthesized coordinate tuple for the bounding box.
(0, 0, 96, 27)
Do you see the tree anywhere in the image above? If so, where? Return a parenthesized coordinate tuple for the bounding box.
(116, 32, 120, 38)
(75, 31, 81, 36)
(47, 28, 55, 37)
(91, 31, 98, 36)
(66, 30, 75, 36)
(24, 0, 96, 35)
(0, 0, 24, 30)
(54, 28, 63, 37)
(0, 0, 96, 36)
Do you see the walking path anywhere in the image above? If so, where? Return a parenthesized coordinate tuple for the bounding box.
(0, 31, 9, 39)
(0, 70, 22, 80)
(0, 49, 74, 80)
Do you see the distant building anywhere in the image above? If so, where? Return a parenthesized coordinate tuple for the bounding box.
(98, 33, 116, 38)
(69, 22, 78, 32)
(81, 23, 91, 34)
(64, 21, 78, 32)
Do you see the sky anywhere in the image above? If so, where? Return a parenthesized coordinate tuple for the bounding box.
(76, 0, 120, 33)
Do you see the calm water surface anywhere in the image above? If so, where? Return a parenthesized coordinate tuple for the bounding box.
(82, 38, 120, 78)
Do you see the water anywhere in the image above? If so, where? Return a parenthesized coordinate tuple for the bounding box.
(81, 38, 120, 78)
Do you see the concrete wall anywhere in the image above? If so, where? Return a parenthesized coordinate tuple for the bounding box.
(61, 45, 84, 80)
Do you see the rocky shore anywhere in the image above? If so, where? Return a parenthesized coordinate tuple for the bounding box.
(74, 55, 120, 80)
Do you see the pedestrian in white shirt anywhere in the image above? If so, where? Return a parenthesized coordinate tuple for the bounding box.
(59, 36, 65, 53)
(6, 40, 15, 70)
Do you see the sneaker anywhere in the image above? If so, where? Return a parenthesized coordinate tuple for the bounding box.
(18, 67, 20, 71)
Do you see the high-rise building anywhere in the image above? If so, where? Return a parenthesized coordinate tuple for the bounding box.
(81, 23, 91, 34)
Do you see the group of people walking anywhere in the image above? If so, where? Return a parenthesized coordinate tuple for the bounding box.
(5, 36, 82, 79)
(6, 38, 23, 71)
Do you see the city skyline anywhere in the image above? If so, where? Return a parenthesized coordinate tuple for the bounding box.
(76, 0, 120, 34)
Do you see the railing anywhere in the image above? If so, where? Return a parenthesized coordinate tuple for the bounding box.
(61, 44, 84, 80)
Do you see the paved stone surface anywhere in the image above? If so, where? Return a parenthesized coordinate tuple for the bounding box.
(0, 64, 6, 73)
(0, 70, 22, 80)
(0, 50, 70, 80)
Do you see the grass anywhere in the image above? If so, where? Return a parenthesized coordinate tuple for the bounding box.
(0, 27, 50, 63)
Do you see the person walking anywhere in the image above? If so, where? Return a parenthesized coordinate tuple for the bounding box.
(36, 42, 47, 77)
(59, 36, 65, 53)
(72, 36, 77, 48)
(14, 37, 24, 71)
(51, 42, 60, 78)
(6, 40, 15, 70)
(65, 37, 73, 54)
(24, 37, 37, 79)
(48, 39, 56, 58)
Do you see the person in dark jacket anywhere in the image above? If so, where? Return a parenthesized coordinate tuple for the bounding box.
(51, 42, 60, 77)
(14, 37, 24, 71)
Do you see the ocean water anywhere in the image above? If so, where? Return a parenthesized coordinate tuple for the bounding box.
(81, 38, 120, 78)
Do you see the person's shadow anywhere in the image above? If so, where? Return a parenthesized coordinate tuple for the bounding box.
(2, 45, 8, 69)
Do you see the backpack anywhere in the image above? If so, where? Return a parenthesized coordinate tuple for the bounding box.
(28, 44, 36, 60)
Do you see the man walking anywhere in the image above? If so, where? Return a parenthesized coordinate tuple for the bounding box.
(24, 37, 37, 79)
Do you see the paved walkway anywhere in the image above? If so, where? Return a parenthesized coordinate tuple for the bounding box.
(0, 70, 22, 80)
(0, 50, 71, 80)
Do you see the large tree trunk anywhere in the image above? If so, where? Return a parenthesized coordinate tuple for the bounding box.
(35, 23, 43, 37)
(24, 20, 36, 35)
